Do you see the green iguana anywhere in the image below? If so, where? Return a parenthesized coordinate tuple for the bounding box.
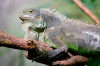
(19, 8, 100, 60)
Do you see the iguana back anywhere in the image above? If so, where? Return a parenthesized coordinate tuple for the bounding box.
(57, 20, 100, 51)
(40, 8, 100, 51)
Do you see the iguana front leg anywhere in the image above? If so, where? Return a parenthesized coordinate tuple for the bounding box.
(47, 46, 67, 61)
(46, 28, 68, 60)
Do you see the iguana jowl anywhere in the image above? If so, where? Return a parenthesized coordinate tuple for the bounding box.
(19, 8, 100, 59)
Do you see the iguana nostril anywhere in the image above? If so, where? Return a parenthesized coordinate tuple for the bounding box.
(19, 12, 22, 15)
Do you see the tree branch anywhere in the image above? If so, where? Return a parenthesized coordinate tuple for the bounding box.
(52, 55, 88, 66)
(0, 30, 88, 66)
(72, 0, 100, 25)
(0, 30, 52, 51)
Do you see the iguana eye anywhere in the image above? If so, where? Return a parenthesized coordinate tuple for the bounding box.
(28, 10, 33, 13)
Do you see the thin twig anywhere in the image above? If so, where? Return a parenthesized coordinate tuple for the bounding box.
(72, 0, 100, 25)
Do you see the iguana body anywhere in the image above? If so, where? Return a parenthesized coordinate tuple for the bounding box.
(19, 8, 100, 58)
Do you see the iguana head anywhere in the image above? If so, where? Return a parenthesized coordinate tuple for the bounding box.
(19, 8, 46, 33)
(19, 8, 41, 22)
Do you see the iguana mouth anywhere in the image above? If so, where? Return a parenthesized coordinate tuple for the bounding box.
(19, 14, 36, 21)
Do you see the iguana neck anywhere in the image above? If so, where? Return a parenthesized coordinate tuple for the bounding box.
(22, 22, 32, 32)
(40, 9, 64, 29)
